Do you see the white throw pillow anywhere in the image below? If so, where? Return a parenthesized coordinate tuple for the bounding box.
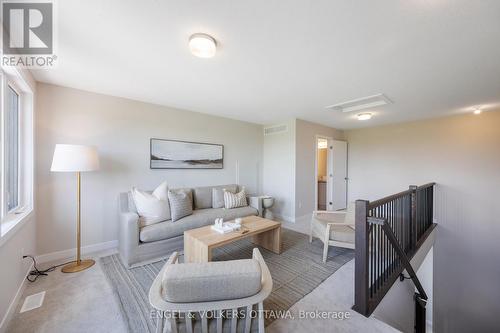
(132, 181, 171, 227)
(223, 187, 247, 209)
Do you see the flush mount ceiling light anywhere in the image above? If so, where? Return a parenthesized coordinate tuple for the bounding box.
(189, 33, 217, 58)
(473, 107, 482, 115)
(357, 113, 372, 121)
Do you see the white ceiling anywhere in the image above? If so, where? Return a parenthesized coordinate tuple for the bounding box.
(32, 0, 500, 129)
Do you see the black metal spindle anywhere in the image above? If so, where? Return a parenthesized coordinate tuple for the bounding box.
(354, 183, 436, 317)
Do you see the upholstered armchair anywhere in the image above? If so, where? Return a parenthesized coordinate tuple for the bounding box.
(310, 202, 356, 262)
(149, 248, 273, 333)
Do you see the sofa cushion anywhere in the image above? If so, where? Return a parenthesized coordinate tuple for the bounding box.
(162, 259, 262, 303)
(168, 189, 193, 222)
(139, 206, 258, 243)
(212, 184, 238, 208)
(193, 186, 213, 209)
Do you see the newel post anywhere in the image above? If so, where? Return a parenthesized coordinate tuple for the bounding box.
(353, 199, 369, 316)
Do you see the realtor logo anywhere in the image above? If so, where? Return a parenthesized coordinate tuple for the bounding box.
(1, 0, 56, 67)
(2, 2, 53, 54)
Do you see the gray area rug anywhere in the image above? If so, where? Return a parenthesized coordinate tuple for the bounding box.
(100, 229, 354, 332)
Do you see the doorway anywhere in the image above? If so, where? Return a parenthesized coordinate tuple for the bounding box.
(316, 138, 328, 210)
(315, 136, 348, 211)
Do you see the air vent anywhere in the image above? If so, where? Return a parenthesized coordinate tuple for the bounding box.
(264, 124, 288, 136)
(326, 94, 392, 113)
(20, 291, 45, 313)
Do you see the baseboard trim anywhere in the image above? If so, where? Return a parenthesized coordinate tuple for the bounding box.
(35, 240, 118, 264)
(274, 213, 295, 223)
(294, 213, 312, 225)
(0, 262, 33, 333)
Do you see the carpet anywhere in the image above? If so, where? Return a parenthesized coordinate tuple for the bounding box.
(100, 229, 354, 332)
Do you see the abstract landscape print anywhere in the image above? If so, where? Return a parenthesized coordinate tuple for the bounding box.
(150, 138, 223, 169)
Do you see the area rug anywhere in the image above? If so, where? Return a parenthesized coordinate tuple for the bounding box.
(100, 229, 354, 332)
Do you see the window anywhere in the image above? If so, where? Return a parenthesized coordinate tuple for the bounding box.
(6, 86, 20, 212)
(0, 68, 34, 239)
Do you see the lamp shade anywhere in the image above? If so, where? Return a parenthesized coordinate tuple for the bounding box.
(51, 144, 100, 172)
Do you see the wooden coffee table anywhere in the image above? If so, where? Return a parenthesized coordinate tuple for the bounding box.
(184, 215, 281, 263)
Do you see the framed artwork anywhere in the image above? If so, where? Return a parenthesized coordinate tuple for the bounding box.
(150, 138, 224, 169)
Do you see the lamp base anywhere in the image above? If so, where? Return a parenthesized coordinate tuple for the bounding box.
(61, 259, 95, 273)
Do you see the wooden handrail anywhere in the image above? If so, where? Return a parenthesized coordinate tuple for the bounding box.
(368, 189, 413, 209)
(417, 182, 436, 190)
(367, 182, 436, 209)
(353, 183, 436, 322)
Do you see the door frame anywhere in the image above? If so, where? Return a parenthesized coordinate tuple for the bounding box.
(331, 139, 348, 210)
(314, 135, 333, 212)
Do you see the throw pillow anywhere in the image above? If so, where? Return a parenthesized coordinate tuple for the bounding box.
(212, 184, 238, 208)
(223, 187, 247, 209)
(131, 181, 170, 227)
(168, 189, 193, 222)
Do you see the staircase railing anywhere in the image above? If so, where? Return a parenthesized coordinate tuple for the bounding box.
(353, 183, 436, 332)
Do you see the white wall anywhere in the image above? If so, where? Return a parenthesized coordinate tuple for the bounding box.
(294, 119, 344, 222)
(418, 247, 434, 330)
(373, 232, 435, 332)
(0, 217, 36, 332)
(35, 83, 263, 255)
(0, 68, 36, 332)
(262, 119, 296, 222)
(346, 111, 500, 333)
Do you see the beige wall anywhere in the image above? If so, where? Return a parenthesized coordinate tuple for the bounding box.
(262, 119, 344, 222)
(262, 119, 296, 222)
(295, 119, 344, 221)
(346, 111, 500, 332)
(35, 83, 263, 255)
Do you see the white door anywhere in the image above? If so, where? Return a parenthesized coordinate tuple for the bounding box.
(327, 140, 348, 211)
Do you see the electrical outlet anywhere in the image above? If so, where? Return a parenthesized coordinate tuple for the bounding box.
(298, 202, 302, 209)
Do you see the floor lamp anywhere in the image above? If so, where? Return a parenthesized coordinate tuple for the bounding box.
(51, 144, 100, 273)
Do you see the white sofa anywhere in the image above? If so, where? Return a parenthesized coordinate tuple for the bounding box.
(118, 184, 263, 268)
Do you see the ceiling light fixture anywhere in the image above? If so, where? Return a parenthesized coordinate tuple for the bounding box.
(357, 113, 372, 121)
(473, 108, 482, 115)
(189, 33, 217, 58)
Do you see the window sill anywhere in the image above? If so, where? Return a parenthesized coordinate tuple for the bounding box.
(0, 207, 33, 248)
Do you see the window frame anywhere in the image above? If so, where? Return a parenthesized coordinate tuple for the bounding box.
(0, 68, 34, 241)
(4, 81, 22, 214)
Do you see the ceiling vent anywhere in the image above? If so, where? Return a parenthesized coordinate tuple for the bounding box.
(264, 124, 288, 136)
(326, 94, 392, 113)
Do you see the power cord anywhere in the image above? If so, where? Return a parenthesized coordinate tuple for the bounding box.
(23, 255, 74, 282)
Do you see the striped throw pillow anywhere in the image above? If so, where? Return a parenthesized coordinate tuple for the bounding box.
(168, 189, 193, 222)
(223, 188, 247, 209)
